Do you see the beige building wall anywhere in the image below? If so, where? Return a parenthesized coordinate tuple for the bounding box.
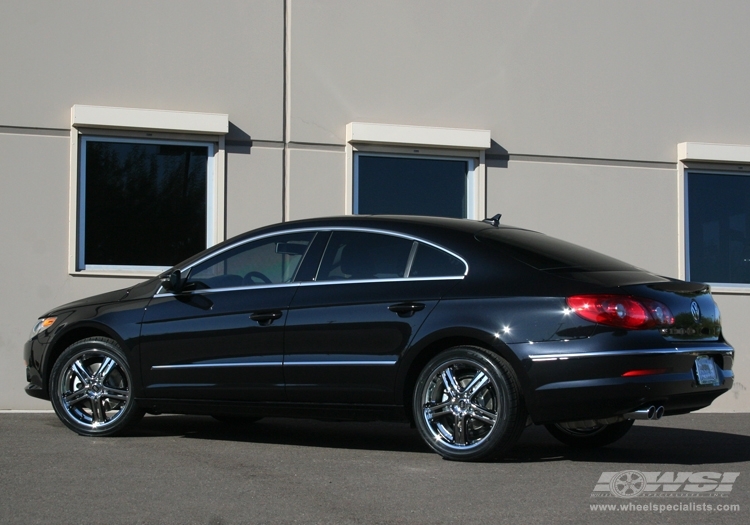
(288, 148, 347, 220)
(1, 0, 747, 410)
(289, 1, 750, 160)
(0, 0, 283, 141)
(486, 160, 679, 276)
(0, 0, 286, 409)
(225, 145, 284, 238)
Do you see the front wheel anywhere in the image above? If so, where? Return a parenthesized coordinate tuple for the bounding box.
(413, 346, 527, 461)
(50, 337, 144, 436)
(545, 419, 634, 448)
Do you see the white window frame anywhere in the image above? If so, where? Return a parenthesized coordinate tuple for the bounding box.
(346, 122, 490, 220)
(352, 152, 477, 217)
(678, 141, 750, 293)
(69, 105, 228, 277)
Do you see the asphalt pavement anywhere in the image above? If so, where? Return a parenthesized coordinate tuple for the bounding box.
(0, 412, 748, 525)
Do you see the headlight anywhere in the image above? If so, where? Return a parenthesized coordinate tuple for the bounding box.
(29, 317, 57, 339)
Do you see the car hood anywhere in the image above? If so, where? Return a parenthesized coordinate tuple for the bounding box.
(44, 287, 132, 315)
(43, 278, 161, 316)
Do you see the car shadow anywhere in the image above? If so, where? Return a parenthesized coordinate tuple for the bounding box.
(123, 414, 750, 465)
(504, 422, 750, 465)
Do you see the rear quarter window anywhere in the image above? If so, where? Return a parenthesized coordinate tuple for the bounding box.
(409, 243, 466, 277)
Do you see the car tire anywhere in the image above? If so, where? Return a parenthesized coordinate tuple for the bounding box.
(544, 419, 635, 448)
(50, 337, 144, 436)
(413, 346, 527, 461)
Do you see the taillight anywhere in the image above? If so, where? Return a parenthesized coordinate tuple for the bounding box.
(567, 295, 674, 330)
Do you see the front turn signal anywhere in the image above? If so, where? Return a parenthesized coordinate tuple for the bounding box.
(29, 317, 57, 339)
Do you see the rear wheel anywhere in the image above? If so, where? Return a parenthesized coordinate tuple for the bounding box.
(413, 346, 526, 461)
(545, 419, 634, 448)
(50, 337, 144, 436)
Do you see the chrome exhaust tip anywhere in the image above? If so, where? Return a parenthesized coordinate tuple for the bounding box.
(624, 406, 656, 420)
(653, 406, 665, 420)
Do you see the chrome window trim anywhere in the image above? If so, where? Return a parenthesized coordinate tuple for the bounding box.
(298, 275, 465, 288)
(528, 346, 734, 361)
(154, 281, 301, 298)
(154, 273, 466, 297)
(178, 228, 321, 275)
(310, 227, 468, 281)
(157, 226, 469, 295)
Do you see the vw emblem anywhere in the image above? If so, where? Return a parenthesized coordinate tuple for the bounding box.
(691, 301, 701, 321)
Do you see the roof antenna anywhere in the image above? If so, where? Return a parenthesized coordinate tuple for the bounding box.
(483, 213, 502, 227)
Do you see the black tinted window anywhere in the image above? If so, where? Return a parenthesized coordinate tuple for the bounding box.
(355, 155, 469, 218)
(187, 232, 315, 289)
(409, 243, 465, 277)
(477, 229, 636, 272)
(82, 139, 208, 267)
(317, 231, 413, 281)
(687, 171, 750, 284)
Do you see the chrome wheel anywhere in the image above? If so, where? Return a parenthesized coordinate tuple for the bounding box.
(421, 359, 500, 449)
(50, 337, 143, 436)
(413, 347, 526, 461)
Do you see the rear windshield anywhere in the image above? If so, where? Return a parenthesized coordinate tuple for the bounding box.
(476, 228, 637, 272)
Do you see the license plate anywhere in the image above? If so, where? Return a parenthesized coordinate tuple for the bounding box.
(695, 356, 719, 386)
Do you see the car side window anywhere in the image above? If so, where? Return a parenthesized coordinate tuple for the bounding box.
(317, 231, 413, 281)
(187, 232, 316, 289)
(409, 243, 466, 278)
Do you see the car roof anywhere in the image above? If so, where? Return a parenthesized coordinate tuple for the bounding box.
(259, 214, 522, 236)
(169, 215, 529, 273)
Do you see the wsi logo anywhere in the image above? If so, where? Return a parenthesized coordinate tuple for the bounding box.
(592, 471, 740, 498)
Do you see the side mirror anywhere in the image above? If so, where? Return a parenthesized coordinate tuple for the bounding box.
(161, 269, 185, 293)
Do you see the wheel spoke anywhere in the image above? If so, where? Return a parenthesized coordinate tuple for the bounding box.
(452, 413, 467, 445)
(95, 357, 116, 381)
(90, 398, 107, 424)
(71, 360, 92, 383)
(470, 403, 497, 425)
(102, 386, 128, 402)
(63, 387, 88, 407)
(464, 371, 489, 399)
(423, 401, 452, 420)
(441, 368, 461, 397)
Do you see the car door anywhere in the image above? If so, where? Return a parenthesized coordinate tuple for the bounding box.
(284, 229, 467, 404)
(139, 231, 316, 401)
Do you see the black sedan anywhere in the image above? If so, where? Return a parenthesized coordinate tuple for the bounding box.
(24, 215, 734, 461)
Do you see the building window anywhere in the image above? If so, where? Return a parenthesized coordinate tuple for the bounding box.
(353, 153, 475, 218)
(79, 137, 215, 271)
(70, 105, 228, 276)
(678, 142, 750, 290)
(686, 170, 750, 285)
(346, 122, 490, 220)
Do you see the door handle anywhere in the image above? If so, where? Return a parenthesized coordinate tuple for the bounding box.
(250, 310, 283, 326)
(388, 302, 426, 318)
